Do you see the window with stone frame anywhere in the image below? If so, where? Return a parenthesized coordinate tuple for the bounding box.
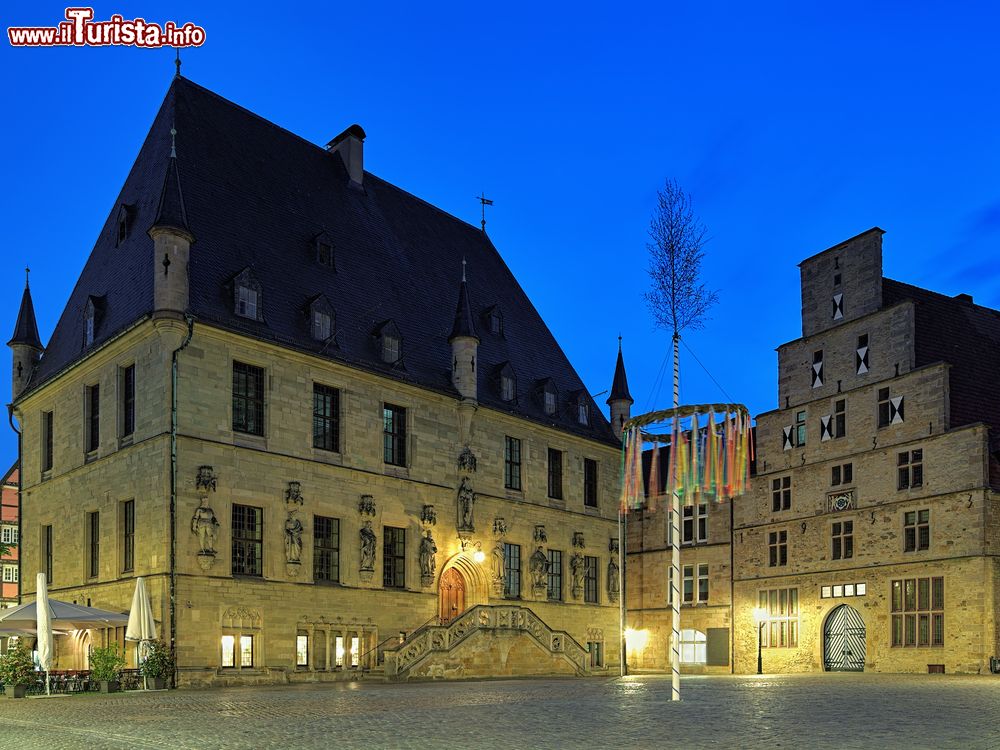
(232, 504, 263, 576)
(547, 549, 563, 601)
(584, 555, 599, 603)
(794, 410, 807, 446)
(313, 516, 340, 583)
(313, 384, 340, 453)
(0, 525, 17, 546)
(85, 383, 100, 454)
(811, 350, 824, 388)
(878, 387, 904, 428)
(42, 525, 52, 584)
(504, 436, 522, 490)
(383, 526, 406, 588)
(897, 449, 923, 490)
(768, 530, 787, 567)
(41, 410, 54, 474)
(296, 632, 309, 667)
(831, 463, 853, 486)
(588, 641, 604, 668)
(856, 333, 870, 375)
(682, 503, 708, 544)
(84, 298, 97, 347)
(833, 399, 846, 438)
(547, 448, 563, 500)
(759, 588, 799, 647)
(583, 459, 599, 508)
(382, 404, 406, 466)
(831, 520, 853, 560)
(771, 476, 791, 512)
(503, 543, 521, 598)
(697, 563, 709, 603)
(87, 511, 100, 578)
(232, 362, 265, 436)
(121, 499, 135, 573)
(221, 634, 255, 669)
(119, 364, 135, 441)
(683, 564, 695, 603)
(903, 509, 929, 552)
(891, 577, 943, 647)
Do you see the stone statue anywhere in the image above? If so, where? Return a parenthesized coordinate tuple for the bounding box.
(529, 546, 548, 592)
(570, 552, 585, 598)
(284, 511, 303, 563)
(607, 556, 620, 601)
(458, 477, 475, 530)
(419, 530, 437, 579)
(491, 540, 505, 584)
(360, 520, 377, 571)
(191, 497, 219, 555)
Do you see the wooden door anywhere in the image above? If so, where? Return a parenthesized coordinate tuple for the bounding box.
(439, 568, 466, 624)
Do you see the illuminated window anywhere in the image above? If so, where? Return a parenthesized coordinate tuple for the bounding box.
(221, 635, 235, 668)
(240, 635, 253, 667)
(296, 633, 309, 667)
(335, 636, 345, 668)
(759, 588, 799, 648)
(679, 629, 706, 664)
(351, 636, 359, 668)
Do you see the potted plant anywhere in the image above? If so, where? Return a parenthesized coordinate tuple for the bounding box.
(139, 640, 174, 690)
(0, 640, 36, 698)
(90, 644, 125, 693)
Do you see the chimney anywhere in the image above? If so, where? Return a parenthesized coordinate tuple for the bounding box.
(954, 293, 974, 304)
(326, 124, 366, 187)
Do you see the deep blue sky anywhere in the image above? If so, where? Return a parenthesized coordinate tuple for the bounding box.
(2, 2, 999, 462)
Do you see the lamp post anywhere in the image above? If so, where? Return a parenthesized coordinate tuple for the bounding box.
(753, 607, 767, 675)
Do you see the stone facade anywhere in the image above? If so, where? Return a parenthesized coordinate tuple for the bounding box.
(14, 317, 622, 684)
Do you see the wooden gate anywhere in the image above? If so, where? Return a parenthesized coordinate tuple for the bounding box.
(823, 604, 865, 672)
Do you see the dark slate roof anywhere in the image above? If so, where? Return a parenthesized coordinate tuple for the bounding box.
(8, 284, 42, 350)
(448, 279, 478, 342)
(882, 278, 1000, 433)
(607, 342, 633, 404)
(22, 76, 616, 445)
(151, 153, 190, 236)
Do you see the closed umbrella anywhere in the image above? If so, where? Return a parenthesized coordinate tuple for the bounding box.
(125, 577, 157, 688)
(35, 573, 53, 695)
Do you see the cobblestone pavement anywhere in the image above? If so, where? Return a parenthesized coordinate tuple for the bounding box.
(1, 673, 999, 750)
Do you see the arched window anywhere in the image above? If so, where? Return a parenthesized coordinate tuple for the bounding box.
(679, 629, 706, 664)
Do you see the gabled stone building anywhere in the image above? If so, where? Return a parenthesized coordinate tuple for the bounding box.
(734, 228, 1000, 674)
(9, 74, 631, 685)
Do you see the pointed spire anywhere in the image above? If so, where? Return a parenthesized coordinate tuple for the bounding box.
(8, 276, 43, 350)
(448, 261, 478, 342)
(151, 122, 192, 238)
(607, 336, 633, 405)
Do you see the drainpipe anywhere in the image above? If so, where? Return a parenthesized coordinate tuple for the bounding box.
(170, 316, 194, 688)
(7, 405, 21, 605)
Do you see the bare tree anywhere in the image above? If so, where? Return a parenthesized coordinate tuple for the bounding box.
(644, 179, 718, 335)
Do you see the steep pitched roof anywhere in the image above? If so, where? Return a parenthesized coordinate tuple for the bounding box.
(8, 284, 42, 350)
(882, 278, 1000, 433)
(22, 76, 615, 444)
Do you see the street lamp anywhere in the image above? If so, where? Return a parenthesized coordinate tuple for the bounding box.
(753, 607, 767, 675)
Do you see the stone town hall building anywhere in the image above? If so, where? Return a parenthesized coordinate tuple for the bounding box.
(8, 75, 634, 685)
(627, 228, 1000, 675)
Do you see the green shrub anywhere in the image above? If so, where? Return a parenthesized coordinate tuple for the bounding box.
(0, 641, 37, 686)
(89, 644, 125, 682)
(139, 640, 174, 680)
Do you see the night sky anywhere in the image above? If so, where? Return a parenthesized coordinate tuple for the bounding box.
(2, 2, 998, 461)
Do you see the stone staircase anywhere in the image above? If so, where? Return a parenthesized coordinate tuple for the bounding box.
(382, 604, 591, 680)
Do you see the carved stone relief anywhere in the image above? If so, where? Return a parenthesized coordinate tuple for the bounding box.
(195, 465, 217, 494)
(572, 532, 585, 549)
(457, 446, 478, 473)
(358, 495, 377, 517)
(421, 504, 438, 527)
(534, 525, 547, 543)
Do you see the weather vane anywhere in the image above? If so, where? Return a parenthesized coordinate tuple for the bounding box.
(477, 192, 493, 232)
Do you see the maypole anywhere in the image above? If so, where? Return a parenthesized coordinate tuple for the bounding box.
(620, 401, 751, 701)
(669, 332, 681, 702)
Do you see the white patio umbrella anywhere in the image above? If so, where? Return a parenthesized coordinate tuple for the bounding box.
(125, 577, 157, 688)
(0, 599, 130, 630)
(35, 573, 53, 695)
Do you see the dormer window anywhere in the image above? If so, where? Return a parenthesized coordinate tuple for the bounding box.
(538, 378, 559, 416)
(314, 232, 335, 269)
(374, 320, 402, 365)
(115, 203, 134, 246)
(484, 305, 504, 337)
(232, 268, 264, 322)
(578, 402, 589, 426)
(307, 295, 335, 342)
(495, 363, 516, 402)
(84, 300, 96, 347)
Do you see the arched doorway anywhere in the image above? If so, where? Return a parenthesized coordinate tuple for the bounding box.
(823, 604, 865, 671)
(439, 568, 466, 624)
